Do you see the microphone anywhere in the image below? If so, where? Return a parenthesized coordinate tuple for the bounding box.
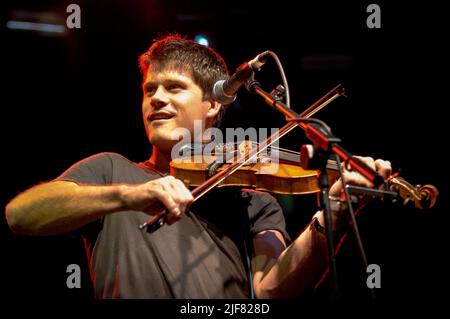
(212, 51, 270, 104)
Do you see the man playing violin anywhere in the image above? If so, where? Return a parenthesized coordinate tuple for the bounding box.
(5, 34, 392, 298)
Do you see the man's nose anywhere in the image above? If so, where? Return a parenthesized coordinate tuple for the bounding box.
(151, 86, 169, 109)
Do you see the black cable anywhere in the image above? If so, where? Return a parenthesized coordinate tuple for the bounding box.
(334, 154, 376, 301)
(260, 51, 291, 109)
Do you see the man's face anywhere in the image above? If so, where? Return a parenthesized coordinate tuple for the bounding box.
(142, 67, 216, 153)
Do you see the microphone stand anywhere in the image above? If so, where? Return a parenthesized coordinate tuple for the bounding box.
(246, 80, 393, 301)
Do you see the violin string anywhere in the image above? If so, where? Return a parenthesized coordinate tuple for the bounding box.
(250, 142, 301, 155)
(218, 141, 302, 160)
(249, 141, 339, 168)
(218, 142, 302, 160)
(213, 142, 301, 156)
(212, 141, 339, 169)
(239, 145, 299, 156)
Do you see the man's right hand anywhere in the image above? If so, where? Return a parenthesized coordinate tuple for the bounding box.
(120, 175, 194, 225)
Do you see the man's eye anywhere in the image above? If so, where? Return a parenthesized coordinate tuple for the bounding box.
(167, 84, 182, 91)
(145, 88, 156, 96)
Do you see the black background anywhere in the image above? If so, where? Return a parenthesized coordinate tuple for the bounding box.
(1, 0, 448, 313)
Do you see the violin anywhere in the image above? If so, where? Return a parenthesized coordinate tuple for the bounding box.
(138, 139, 439, 232)
(170, 141, 439, 210)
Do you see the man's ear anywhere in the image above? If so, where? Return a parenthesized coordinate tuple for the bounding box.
(206, 99, 222, 119)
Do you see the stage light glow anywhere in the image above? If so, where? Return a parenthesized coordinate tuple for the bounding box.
(194, 35, 209, 47)
(6, 20, 66, 33)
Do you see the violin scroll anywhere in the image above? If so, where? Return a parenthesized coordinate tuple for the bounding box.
(388, 177, 439, 209)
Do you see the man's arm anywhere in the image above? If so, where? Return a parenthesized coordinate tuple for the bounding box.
(5, 176, 193, 236)
(252, 212, 330, 299)
(252, 157, 392, 298)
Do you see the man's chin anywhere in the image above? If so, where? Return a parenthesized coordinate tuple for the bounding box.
(149, 133, 180, 154)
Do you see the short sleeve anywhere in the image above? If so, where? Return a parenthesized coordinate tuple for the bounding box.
(55, 152, 117, 185)
(243, 190, 292, 245)
(53, 152, 119, 239)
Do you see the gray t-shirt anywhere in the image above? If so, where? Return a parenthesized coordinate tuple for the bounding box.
(56, 152, 290, 298)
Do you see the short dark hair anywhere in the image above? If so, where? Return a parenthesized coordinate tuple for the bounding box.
(139, 34, 230, 127)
